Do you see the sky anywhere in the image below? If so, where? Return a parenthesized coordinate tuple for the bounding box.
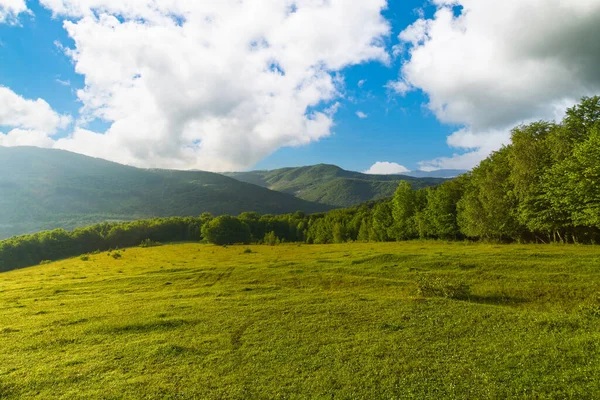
(0, 0, 599, 174)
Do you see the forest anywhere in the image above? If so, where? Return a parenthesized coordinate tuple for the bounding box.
(0, 97, 598, 272)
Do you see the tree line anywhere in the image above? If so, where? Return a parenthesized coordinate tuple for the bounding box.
(0, 97, 598, 272)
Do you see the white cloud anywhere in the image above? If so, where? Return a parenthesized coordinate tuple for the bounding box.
(56, 79, 71, 86)
(0, 0, 28, 23)
(394, 0, 600, 169)
(0, 129, 56, 147)
(0, 86, 71, 133)
(385, 80, 411, 95)
(36, 0, 391, 171)
(358, 79, 366, 88)
(364, 161, 410, 175)
(356, 111, 368, 119)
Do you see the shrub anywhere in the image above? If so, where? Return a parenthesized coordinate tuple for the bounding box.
(112, 252, 122, 260)
(80, 255, 90, 261)
(264, 231, 280, 246)
(139, 239, 161, 248)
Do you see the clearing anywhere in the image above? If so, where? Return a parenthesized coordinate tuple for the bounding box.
(1, 242, 599, 399)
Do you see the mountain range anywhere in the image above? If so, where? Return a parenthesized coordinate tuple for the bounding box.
(224, 165, 448, 207)
(0, 147, 457, 239)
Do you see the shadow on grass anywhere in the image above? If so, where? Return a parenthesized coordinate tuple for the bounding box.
(99, 318, 191, 334)
(460, 294, 529, 306)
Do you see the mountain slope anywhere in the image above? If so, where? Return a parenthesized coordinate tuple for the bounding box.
(225, 164, 446, 207)
(0, 147, 332, 239)
(405, 169, 467, 178)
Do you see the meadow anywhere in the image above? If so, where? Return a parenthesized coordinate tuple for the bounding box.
(1, 242, 599, 399)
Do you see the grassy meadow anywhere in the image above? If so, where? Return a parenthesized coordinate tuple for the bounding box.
(1, 242, 600, 399)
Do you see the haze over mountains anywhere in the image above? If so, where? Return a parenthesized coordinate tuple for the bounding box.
(0, 147, 451, 239)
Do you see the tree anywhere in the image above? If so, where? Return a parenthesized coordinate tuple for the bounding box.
(458, 148, 523, 241)
(201, 216, 251, 245)
(391, 181, 418, 240)
(332, 223, 346, 243)
(371, 202, 393, 242)
(423, 177, 465, 239)
(357, 219, 370, 242)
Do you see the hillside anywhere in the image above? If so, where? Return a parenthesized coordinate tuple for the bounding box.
(0, 147, 331, 239)
(225, 164, 446, 207)
(1, 242, 599, 398)
(405, 169, 467, 178)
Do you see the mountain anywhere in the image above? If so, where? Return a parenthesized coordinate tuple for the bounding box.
(224, 164, 446, 208)
(0, 147, 332, 239)
(405, 169, 467, 178)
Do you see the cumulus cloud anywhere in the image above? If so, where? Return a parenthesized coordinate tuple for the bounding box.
(0, 129, 56, 147)
(364, 161, 410, 175)
(0, 86, 71, 133)
(35, 0, 390, 171)
(0, 0, 27, 23)
(392, 0, 600, 169)
(356, 111, 368, 119)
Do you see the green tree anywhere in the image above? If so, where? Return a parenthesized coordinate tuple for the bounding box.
(458, 148, 523, 241)
(370, 202, 393, 242)
(423, 177, 466, 239)
(332, 223, 346, 243)
(202, 216, 251, 245)
(357, 219, 370, 242)
(391, 181, 418, 240)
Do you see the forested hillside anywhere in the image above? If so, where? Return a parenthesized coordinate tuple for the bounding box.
(225, 164, 446, 207)
(0, 148, 331, 239)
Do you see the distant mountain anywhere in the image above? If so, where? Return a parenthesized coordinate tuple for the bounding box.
(0, 147, 332, 239)
(405, 169, 467, 178)
(225, 164, 446, 208)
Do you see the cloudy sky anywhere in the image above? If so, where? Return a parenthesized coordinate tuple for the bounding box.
(1, 0, 599, 173)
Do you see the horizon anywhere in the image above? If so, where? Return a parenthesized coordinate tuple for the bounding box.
(0, 145, 467, 175)
(1, 1, 598, 173)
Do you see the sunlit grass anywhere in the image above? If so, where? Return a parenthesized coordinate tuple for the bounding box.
(1, 242, 599, 399)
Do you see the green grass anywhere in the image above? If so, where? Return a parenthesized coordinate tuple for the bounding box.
(1, 242, 600, 399)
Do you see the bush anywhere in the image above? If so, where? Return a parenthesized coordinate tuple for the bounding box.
(263, 231, 280, 246)
(80, 255, 90, 261)
(139, 239, 161, 248)
(112, 252, 122, 260)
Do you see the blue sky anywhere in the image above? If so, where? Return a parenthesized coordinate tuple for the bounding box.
(254, 1, 458, 172)
(1, 0, 598, 172)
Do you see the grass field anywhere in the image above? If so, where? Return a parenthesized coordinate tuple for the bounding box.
(1, 242, 600, 399)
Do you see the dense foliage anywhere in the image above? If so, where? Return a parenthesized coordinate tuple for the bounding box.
(1, 97, 598, 272)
